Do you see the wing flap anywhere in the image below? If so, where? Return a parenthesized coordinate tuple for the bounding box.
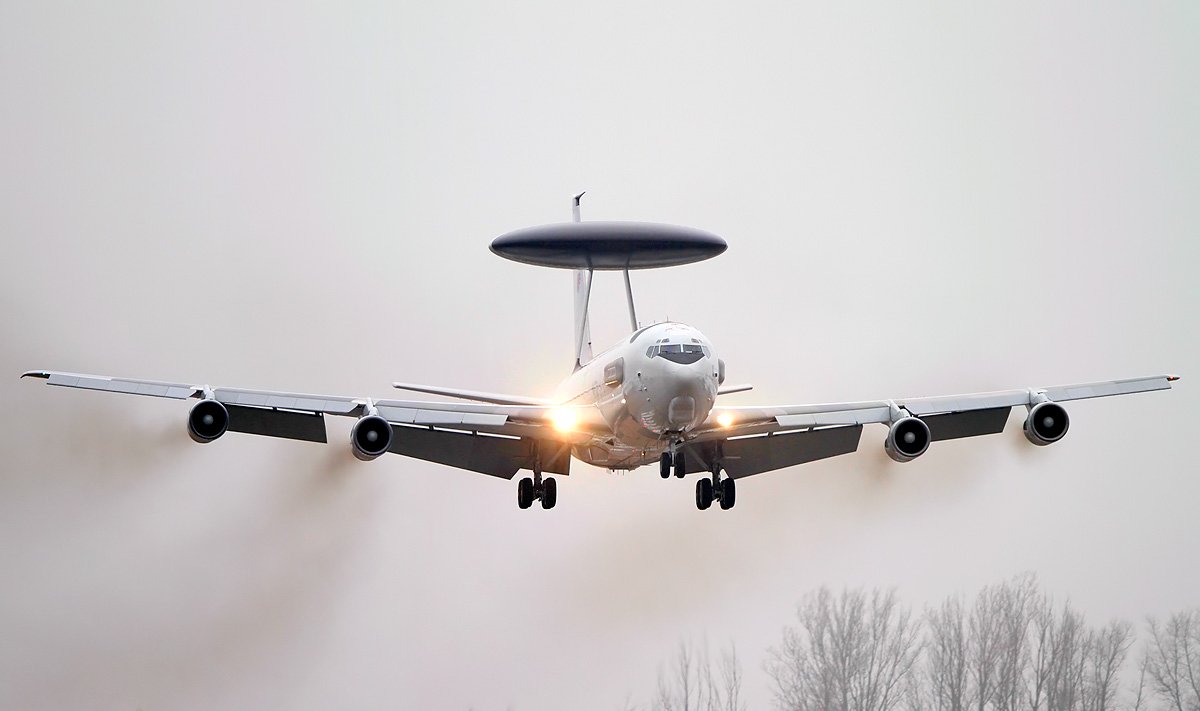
(678, 425, 863, 479)
(226, 405, 328, 443)
(922, 407, 1011, 441)
(386, 427, 571, 479)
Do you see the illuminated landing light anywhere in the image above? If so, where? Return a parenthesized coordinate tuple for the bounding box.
(716, 412, 735, 428)
(550, 408, 579, 433)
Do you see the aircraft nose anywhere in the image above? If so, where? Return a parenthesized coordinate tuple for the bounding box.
(667, 395, 696, 428)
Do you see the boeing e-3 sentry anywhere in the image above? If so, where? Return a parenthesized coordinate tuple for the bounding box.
(23, 195, 1179, 511)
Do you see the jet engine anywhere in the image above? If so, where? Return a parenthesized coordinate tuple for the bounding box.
(188, 399, 229, 443)
(352, 415, 393, 461)
(885, 416, 931, 463)
(1023, 401, 1069, 446)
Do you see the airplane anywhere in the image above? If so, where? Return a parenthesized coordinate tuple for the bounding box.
(22, 194, 1179, 511)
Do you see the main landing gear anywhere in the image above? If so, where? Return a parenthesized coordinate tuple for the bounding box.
(695, 465, 736, 511)
(517, 467, 557, 510)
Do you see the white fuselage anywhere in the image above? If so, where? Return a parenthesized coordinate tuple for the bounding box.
(554, 322, 719, 470)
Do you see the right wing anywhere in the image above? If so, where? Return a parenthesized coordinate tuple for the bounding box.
(22, 370, 600, 479)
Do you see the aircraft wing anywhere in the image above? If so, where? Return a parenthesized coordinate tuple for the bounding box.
(679, 374, 1178, 478)
(21, 369, 597, 478)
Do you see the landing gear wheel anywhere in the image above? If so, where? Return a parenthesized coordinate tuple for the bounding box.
(659, 452, 673, 479)
(541, 477, 557, 509)
(517, 477, 534, 509)
(719, 476, 736, 510)
(696, 478, 713, 510)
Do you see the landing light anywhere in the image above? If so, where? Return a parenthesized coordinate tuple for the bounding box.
(550, 408, 578, 433)
(717, 412, 735, 428)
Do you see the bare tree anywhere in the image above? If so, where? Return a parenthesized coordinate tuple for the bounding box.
(655, 639, 697, 711)
(716, 642, 746, 711)
(652, 639, 745, 711)
(1043, 602, 1087, 711)
(1129, 653, 1152, 711)
(640, 580, 1192, 711)
(926, 595, 970, 711)
(1144, 611, 1200, 711)
(1081, 620, 1134, 711)
(969, 583, 1006, 711)
(919, 575, 1035, 711)
(991, 576, 1037, 711)
(767, 587, 922, 711)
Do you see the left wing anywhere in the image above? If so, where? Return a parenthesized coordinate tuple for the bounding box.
(680, 374, 1179, 478)
(21, 370, 599, 479)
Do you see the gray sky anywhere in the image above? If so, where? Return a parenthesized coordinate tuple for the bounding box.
(2, 2, 1197, 709)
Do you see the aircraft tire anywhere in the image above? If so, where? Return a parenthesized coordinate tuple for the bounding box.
(659, 452, 672, 479)
(719, 477, 736, 510)
(696, 478, 713, 510)
(517, 477, 534, 509)
(541, 477, 557, 509)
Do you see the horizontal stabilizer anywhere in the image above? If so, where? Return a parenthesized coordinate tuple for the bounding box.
(717, 383, 753, 396)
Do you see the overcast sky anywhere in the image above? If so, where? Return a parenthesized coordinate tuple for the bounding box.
(2, 2, 1197, 709)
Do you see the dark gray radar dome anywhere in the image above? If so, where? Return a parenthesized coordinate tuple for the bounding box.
(490, 221, 727, 270)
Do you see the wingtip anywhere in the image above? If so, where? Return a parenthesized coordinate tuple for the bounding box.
(1167, 375, 1181, 382)
(21, 370, 48, 380)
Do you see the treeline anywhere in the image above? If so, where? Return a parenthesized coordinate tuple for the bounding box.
(640, 576, 1199, 711)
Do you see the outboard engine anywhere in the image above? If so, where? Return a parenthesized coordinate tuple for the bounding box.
(351, 415, 393, 461)
(885, 416, 931, 463)
(188, 399, 229, 443)
(1023, 401, 1069, 446)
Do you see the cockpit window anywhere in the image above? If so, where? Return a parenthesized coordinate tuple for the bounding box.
(647, 342, 707, 365)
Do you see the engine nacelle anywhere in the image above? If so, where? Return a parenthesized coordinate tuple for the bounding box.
(885, 416, 931, 463)
(351, 415, 393, 461)
(188, 399, 229, 443)
(1023, 401, 1069, 446)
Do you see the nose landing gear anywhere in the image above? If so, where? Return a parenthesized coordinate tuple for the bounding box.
(517, 466, 557, 510)
(659, 444, 687, 479)
(696, 465, 735, 511)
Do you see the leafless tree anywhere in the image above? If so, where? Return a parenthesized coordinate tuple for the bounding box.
(1144, 611, 1200, 711)
(918, 575, 1037, 711)
(990, 576, 1038, 711)
(926, 595, 970, 711)
(1129, 653, 1152, 711)
(637, 581, 1193, 711)
(767, 586, 922, 711)
(1081, 620, 1134, 711)
(716, 642, 746, 711)
(969, 583, 1006, 711)
(651, 639, 745, 711)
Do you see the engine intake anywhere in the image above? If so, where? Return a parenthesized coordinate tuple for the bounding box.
(352, 415, 393, 461)
(188, 399, 229, 443)
(1023, 401, 1069, 446)
(886, 416, 930, 462)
